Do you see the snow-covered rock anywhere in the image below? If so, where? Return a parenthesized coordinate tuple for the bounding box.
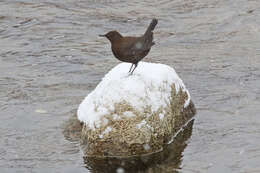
(77, 62, 196, 156)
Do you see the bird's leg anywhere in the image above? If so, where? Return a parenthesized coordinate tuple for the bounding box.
(130, 63, 138, 75)
(128, 63, 134, 73)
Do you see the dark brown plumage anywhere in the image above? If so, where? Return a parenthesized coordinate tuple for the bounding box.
(100, 18, 158, 74)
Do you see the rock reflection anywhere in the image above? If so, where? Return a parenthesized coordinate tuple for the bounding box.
(84, 119, 194, 173)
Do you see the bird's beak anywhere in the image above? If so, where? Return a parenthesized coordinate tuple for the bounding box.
(99, 34, 106, 37)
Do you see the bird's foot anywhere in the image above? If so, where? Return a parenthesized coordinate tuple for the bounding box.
(127, 71, 133, 76)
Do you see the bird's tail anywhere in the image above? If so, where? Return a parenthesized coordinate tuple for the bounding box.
(144, 18, 158, 36)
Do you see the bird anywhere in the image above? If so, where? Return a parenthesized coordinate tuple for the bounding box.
(99, 18, 158, 74)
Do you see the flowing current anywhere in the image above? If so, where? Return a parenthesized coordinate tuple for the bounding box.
(0, 0, 260, 172)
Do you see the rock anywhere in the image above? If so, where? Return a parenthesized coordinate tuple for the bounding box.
(83, 119, 194, 173)
(77, 62, 196, 156)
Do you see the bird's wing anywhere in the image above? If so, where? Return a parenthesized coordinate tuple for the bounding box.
(122, 36, 152, 57)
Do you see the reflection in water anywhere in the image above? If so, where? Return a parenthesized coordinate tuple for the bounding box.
(84, 120, 194, 173)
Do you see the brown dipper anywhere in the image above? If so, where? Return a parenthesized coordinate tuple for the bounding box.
(99, 18, 158, 74)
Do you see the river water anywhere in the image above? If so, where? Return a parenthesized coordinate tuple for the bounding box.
(0, 0, 260, 172)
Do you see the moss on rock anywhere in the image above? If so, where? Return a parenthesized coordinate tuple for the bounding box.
(80, 84, 196, 157)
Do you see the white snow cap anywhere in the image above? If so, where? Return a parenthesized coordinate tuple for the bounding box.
(77, 62, 190, 129)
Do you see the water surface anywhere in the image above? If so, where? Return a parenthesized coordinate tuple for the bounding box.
(0, 0, 260, 172)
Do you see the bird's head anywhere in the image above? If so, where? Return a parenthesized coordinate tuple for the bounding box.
(99, 31, 123, 43)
